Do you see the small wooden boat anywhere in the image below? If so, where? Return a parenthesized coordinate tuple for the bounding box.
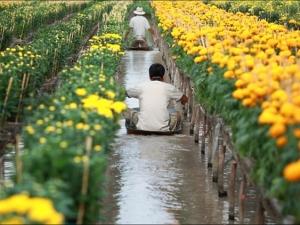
(127, 46, 153, 51)
(126, 126, 182, 135)
(126, 39, 153, 51)
(125, 108, 182, 135)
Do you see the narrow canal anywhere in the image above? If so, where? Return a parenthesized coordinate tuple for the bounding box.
(100, 49, 273, 224)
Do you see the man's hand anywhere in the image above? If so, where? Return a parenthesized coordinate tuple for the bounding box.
(180, 95, 188, 105)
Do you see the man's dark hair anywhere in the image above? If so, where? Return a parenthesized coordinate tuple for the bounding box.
(149, 63, 165, 80)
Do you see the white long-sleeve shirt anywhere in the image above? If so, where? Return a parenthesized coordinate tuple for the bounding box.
(127, 81, 183, 131)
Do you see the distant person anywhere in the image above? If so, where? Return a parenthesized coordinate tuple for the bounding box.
(125, 63, 188, 132)
(125, 7, 156, 48)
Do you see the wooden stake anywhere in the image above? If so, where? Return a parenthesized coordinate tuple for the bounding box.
(194, 105, 200, 143)
(16, 74, 27, 123)
(190, 103, 196, 135)
(239, 175, 247, 224)
(218, 145, 227, 197)
(200, 114, 206, 154)
(229, 161, 237, 220)
(1, 77, 14, 124)
(255, 191, 265, 224)
(15, 134, 22, 184)
(77, 136, 92, 225)
(207, 121, 213, 168)
(212, 126, 222, 182)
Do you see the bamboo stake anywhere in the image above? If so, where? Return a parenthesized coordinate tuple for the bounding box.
(200, 113, 206, 154)
(15, 134, 22, 184)
(255, 191, 265, 224)
(190, 102, 196, 135)
(77, 136, 92, 225)
(229, 161, 237, 220)
(212, 125, 222, 182)
(207, 120, 213, 168)
(1, 77, 14, 124)
(194, 105, 200, 143)
(15, 74, 27, 123)
(218, 145, 227, 197)
(0, 156, 4, 185)
(239, 175, 247, 224)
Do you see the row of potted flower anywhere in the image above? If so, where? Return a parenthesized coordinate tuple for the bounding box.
(152, 1, 300, 221)
(0, 2, 130, 224)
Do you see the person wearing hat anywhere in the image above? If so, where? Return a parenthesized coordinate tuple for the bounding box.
(125, 7, 156, 48)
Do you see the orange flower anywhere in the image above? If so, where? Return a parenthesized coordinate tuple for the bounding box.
(276, 136, 287, 148)
(269, 123, 286, 138)
(284, 160, 300, 182)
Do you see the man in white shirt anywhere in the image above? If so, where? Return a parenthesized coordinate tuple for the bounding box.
(125, 63, 188, 132)
(125, 7, 156, 48)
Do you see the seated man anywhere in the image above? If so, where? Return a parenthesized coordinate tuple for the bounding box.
(125, 63, 188, 132)
(124, 7, 156, 48)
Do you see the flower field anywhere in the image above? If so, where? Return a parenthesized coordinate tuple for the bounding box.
(205, 0, 300, 29)
(152, 0, 300, 221)
(0, 1, 130, 224)
(0, 1, 88, 50)
(0, 2, 111, 124)
(1, 0, 300, 223)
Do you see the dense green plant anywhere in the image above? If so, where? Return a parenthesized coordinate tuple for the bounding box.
(0, 1, 89, 50)
(0, 2, 130, 223)
(0, 3, 111, 123)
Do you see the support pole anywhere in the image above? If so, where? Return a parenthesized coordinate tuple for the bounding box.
(207, 119, 213, 168)
(229, 161, 237, 220)
(255, 192, 265, 224)
(194, 105, 200, 143)
(200, 113, 206, 155)
(239, 175, 247, 224)
(218, 145, 227, 197)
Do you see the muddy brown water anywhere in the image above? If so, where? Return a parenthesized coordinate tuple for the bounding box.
(100, 50, 279, 224)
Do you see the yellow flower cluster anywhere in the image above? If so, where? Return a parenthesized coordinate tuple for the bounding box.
(0, 194, 63, 224)
(152, 1, 300, 149)
(0, 46, 41, 70)
(89, 33, 124, 55)
(81, 94, 126, 118)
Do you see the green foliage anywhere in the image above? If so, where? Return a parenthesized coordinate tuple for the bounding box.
(0, 2, 89, 50)
(0, 3, 111, 122)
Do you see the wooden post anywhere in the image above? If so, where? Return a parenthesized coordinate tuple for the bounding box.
(229, 160, 237, 220)
(218, 145, 227, 197)
(1, 77, 14, 124)
(15, 134, 22, 184)
(190, 103, 196, 135)
(239, 175, 247, 224)
(207, 123, 213, 168)
(194, 105, 200, 143)
(188, 83, 193, 121)
(200, 113, 206, 155)
(255, 192, 265, 224)
(15, 73, 27, 123)
(212, 123, 222, 182)
(0, 156, 4, 184)
(77, 137, 92, 225)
